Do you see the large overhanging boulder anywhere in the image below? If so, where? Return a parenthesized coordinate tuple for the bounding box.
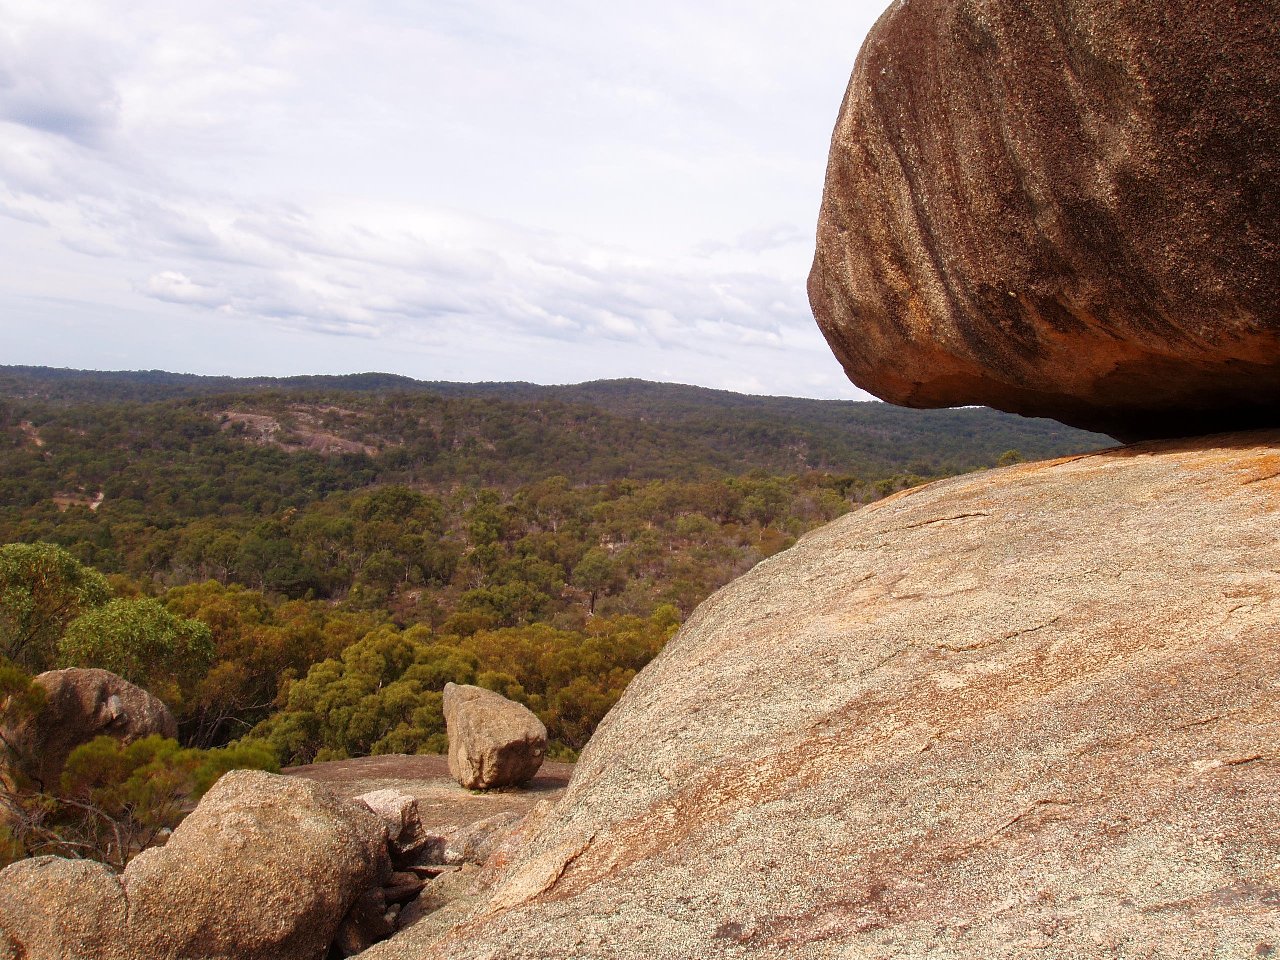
(808, 0, 1280, 441)
(411, 430, 1280, 957)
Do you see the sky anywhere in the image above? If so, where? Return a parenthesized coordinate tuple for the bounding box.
(0, 0, 885, 398)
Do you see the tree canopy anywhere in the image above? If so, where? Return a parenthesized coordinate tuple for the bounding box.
(0, 542, 110, 671)
(58, 598, 214, 709)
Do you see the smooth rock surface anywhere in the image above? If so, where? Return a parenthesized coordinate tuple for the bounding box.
(415, 432, 1280, 958)
(444, 683, 547, 790)
(1, 668, 177, 790)
(809, 0, 1280, 441)
(282, 753, 573, 828)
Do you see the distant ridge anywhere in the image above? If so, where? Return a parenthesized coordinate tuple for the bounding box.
(3, 364, 861, 403)
(0, 365, 430, 402)
(0, 365, 1112, 481)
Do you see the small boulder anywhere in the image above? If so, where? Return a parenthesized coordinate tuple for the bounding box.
(1, 668, 177, 791)
(355, 788, 429, 861)
(383, 871, 425, 904)
(443, 683, 546, 790)
(439, 811, 526, 866)
(122, 769, 389, 960)
(0, 857, 126, 960)
(332, 887, 395, 956)
(360, 865, 489, 960)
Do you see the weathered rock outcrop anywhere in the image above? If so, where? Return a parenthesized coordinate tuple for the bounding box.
(0, 770, 389, 960)
(809, 0, 1280, 441)
(408, 432, 1280, 958)
(1, 668, 176, 790)
(444, 683, 547, 790)
(359, 804, 548, 960)
(356, 788, 431, 861)
(438, 811, 526, 867)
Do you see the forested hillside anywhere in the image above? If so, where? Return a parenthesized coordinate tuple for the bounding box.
(0, 366, 1112, 866)
(1, 365, 1110, 474)
(0, 366, 1109, 764)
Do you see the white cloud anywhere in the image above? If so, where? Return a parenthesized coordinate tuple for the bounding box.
(0, 0, 884, 399)
(140, 270, 226, 307)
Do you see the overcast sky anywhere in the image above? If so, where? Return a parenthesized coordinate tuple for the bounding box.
(0, 0, 884, 398)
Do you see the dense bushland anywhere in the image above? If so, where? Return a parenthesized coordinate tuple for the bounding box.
(0, 369, 1109, 868)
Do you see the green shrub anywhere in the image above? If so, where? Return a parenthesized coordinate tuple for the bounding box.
(58, 598, 214, 709)
(2, 734, 277, 870)
(0, 543, 110, 671)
